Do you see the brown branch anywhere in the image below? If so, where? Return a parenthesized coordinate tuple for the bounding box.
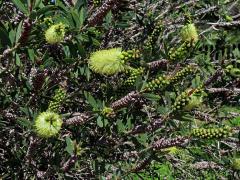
(88, 0, 120, 26)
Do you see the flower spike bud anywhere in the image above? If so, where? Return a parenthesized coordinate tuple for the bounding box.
(45, 23, 66, 44)
(192, 126, 232, 139)
(181, 23, 199, 43)
(48, 87, 67, 112)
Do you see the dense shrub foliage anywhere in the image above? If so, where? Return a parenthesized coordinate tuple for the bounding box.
(0, 0, 240, 179)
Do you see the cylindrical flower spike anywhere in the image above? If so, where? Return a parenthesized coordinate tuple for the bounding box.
(169, 41, 194, 61)
(35, 111, 63, 138)
(168, 65, 197, 84)
(48, 87, 67, 112)
(172, 88, 205, 112)
(124, 67, 144, 86)
(89, 48, 126, 75)
(144, 22, 163, 50)
(192, 126, 232, 139)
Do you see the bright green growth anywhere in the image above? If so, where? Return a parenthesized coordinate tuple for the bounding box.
(162, 146, 180, 155)
(192, 126, 232, 139)
(228, 116, 240, 126)
(45, 23, 66, 44)
(181, 23, 199, 43)
(89, 48, 126, 75)
(232, 158, 240, 170)
(35, 111, 63, 138)
(48, 87, 67, 112)
(183, 88, 205, 111)
(102, 107, 114, 118)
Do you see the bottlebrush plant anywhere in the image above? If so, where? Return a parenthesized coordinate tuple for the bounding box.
(0, 0, 240, 179)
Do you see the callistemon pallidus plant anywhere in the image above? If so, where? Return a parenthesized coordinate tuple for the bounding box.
(2, 1, 240, 178)
(34, 111, 63, 138)
(45, 22, 66, 44)
(89, 48, 132, 75)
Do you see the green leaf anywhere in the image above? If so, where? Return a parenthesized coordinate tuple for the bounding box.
(16, 53, 21, 66)
(79, 7, 86, 27)
(15, 21, 23, 43)
(28, 49, 35, 61)
(17, 118, 33, 129)
(0, 23, 11, 46)
(142, 93, 161, 101)
(97, 116, 103, 127)
(30, 5, 57, 19)
(84, 91, 98, 110)
(65, 136, 74, 155)
(136, 134, 148, 146)
(116, 119, 125, 133)
(12, 0, 28, 14)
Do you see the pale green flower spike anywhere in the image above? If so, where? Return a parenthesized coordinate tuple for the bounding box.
(45, 23, 66, 44)
(181, 23, 198, 43)
(89, 48, 126, 75)
(35, 111, 63, 138)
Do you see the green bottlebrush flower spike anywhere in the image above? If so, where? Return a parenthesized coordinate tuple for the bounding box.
(144, 22, 163, 49)
(35, 111, 63, 138)
(143, 75, 170, 92)
(169, 41, 193, 61)
(45, 23, 66, 44)
(172, 88, 204, 112)
(48, 87, 67, 112)
(168, 65, 197, 84)
(143, 65, 196, 92)
(192, 126, 232, 139)
(89, 48, 126, 75)
(117, 67, 144, 95)
(124, 67, 144, 86)
(181, 23, 198, 43)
